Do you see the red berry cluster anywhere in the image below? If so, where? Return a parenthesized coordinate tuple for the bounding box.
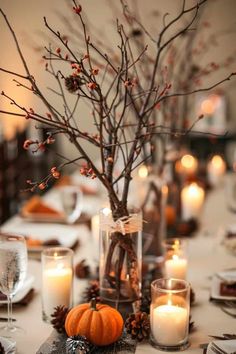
(50, 167, 61, 179)
(80, 166, 96, 179)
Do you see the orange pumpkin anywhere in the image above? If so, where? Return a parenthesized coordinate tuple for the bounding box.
(65, 299, 124, 346)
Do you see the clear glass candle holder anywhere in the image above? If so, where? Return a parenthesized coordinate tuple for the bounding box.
(41, 247, 73, 323)
(150, 278, 190, 351)
(163, 238, 188, 280)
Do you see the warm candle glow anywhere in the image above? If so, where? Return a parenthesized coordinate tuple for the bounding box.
(165, 255, 187, 280)
(152, 304, 188, 346)
(207, 155, 226, 187)
(176, 154, 198, 176)
(43, 265, 73, 318)
(181, 154, 196, 169)
(211, 155, 225, 168)
(181, 182, 205, 221)
(138, 165, 148, 178)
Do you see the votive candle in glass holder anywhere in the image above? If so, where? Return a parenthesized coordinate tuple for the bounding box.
(42, 247, 73, 323)
(150, 278, 190, 351)
(163, 238, 187, 280)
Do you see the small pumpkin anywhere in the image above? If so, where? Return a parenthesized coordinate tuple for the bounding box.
(65, 299, 124, 346)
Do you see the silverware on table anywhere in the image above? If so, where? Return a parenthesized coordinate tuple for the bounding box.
(211, 342, 227, 354)
(220, 306, 236, 318)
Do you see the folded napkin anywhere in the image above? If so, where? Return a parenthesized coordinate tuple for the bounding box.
(0, 336, 16, 354)
(207, 340, 236, 353)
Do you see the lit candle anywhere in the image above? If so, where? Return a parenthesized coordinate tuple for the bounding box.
(138, 165, 148, 179)
(91, 214, 100, 245)
(175, 154, 198, 177)
(150, 279, 190, 350)
(165, 255, 187, 280)
(207, 155, 226, 187)
(181, 182, 205, 221)
(151, 300, 188, 346)
(42, 248, 73, 322)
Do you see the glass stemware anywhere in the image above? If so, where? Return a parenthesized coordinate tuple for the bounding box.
(59, 186, 83, 224)
(0, 233, 27, 336)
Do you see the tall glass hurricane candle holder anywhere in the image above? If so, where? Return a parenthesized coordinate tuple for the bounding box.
(150, 278, 190, 351)
(163, 238, 188, 280)
(42, 247, 73, 323)
(99, 207, 142, 304)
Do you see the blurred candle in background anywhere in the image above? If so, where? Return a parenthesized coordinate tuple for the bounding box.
(181, 182, 205, 221)
(207, 155, 226, 187)
(138, 165, 149, 179)
(175, 154, 198, 178)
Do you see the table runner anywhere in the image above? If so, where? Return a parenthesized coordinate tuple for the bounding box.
(37, 330, 137, 354)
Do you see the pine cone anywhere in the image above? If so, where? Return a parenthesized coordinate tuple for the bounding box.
(125, 312, 150, 341)
(66, 335, 91, 354)
(0, 342, 5, 354)
(65, 75, 84, 93)
(51, 305, 69, 333)
(75, 259, 91, 279)
(83, 280, 100, 303)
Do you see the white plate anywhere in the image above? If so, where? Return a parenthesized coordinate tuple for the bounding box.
(0, 274, 34, 304)
(0, 337, 16, 354)
(211, 270, 236, 301)
(1, 216, 79, 252)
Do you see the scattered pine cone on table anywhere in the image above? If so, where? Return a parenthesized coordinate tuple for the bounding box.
(125, 312, 150, 342)
(75, 259, 91, 279)
(51, 305, 69, 333)
(66, 335, 91, 354)
(83, 280, 100, 303)
(0, 342, 5, 354)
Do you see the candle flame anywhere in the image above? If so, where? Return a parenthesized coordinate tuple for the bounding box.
(54, 252, 58, 258)
(181, 154, 196, 169)
(172, 254, 179, 261)
(167, 296, 172, 306)
(173, 239, 180, 251)
(211, 155, 225, 169)
(138, 165, 148, 178)
(103, 207, 111, 216)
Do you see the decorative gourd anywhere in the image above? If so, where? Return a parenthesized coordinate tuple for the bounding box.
(65, 299, 124, 346)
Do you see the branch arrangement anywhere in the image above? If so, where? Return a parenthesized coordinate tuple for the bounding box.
(0, 0, 235, 303)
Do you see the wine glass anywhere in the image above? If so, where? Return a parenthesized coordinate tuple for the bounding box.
(59, 186, 83, 224)
(0, 233, 27, 337)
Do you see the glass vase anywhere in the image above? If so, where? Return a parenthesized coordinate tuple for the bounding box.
(99, 207, 142, 304)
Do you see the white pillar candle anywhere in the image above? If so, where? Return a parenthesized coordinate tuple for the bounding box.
(152, 303, 188, 346)
(42, 262, 73, 318)
(181, 182, 205, 221)
(207, 155, 226, 187)
(165, 255, 187, 280)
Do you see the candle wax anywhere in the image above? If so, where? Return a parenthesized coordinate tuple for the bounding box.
(152, 304, 188, 346)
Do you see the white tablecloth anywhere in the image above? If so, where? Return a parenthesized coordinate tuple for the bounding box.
(1, 180, 236, 354)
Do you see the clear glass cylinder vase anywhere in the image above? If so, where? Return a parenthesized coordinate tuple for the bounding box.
(99, 207, 142, 304)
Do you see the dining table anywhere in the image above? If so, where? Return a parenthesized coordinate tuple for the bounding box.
(0, 174, 236, 354)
